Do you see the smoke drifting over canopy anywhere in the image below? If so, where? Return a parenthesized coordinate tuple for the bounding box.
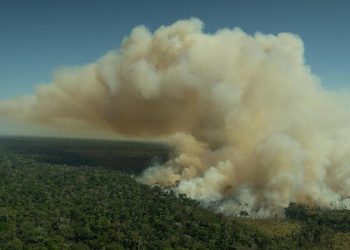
(1, 19, 349, 216)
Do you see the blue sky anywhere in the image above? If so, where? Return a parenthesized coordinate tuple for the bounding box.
(0, 0, 349, 100)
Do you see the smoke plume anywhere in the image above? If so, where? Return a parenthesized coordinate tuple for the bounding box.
(1, 19, 349, 216)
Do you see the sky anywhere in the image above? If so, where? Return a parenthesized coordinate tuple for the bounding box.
(0, 0, 349, 101)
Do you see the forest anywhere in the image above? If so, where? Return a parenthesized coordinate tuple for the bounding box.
(0, 137, 349, 249)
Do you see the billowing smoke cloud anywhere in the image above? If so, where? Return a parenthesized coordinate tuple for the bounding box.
(1, 18, 349, 216)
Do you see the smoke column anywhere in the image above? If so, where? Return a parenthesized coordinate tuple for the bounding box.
(1, 19, 349, 216)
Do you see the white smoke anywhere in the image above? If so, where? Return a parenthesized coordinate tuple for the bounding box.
(0, 18, 349, 216)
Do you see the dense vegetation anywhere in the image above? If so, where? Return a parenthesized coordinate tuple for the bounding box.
(0, 138, 349, 249)
(0, 151, 258, 249)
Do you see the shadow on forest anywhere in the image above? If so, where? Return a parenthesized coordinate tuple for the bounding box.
(0, 136, 173, 173)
